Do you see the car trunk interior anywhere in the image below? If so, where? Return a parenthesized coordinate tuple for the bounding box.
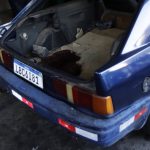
(4, 0, 136, 81)
(0, 0, 13, 24)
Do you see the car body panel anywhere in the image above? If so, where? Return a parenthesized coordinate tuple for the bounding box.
(95, 0, 150, 112)
(0, 0, 150, 147)
(0, 65, 149, 147)
(96, 45, 150, 112)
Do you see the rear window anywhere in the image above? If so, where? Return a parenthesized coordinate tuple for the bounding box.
(122, 0, 150, 54)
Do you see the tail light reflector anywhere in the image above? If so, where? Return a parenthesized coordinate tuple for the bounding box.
(58, 118, 75, 132)
(58, 118, 98, 141)
(12, 90, 34, 109)
(120, 107, 148, 132)
(73, 86, 93, 109)
(22, 97, 34, 109)
(53, 80, 114, 115)
(53, 79, 67, 98)
(93, 95, 114, 115)
(0, 50, 13, 69)
(134, 107, 148, 121)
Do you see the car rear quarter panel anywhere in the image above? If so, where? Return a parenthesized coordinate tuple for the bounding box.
(96, 45, 150, 113)
(95, 0, 150, 113)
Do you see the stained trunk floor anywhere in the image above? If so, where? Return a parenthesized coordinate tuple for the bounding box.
(46, 28, 124, 80)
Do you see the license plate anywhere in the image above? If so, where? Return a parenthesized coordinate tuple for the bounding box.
(14, 59, 43, 89)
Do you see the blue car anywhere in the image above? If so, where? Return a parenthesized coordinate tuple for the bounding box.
(0, 0, 150, 147)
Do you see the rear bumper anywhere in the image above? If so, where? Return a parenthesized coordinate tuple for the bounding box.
(0, 65, 149, 147)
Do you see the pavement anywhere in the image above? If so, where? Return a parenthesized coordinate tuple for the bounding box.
(0, 92, 150, 150)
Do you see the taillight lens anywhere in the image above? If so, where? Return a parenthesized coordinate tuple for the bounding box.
(0, 49, 4, 64)
(93, 95, 114, 115)
(0, 50, 13, 68)
(53, 79, 114, 115)
(53, 79, 67, 98)
(73, 86, 93, 109)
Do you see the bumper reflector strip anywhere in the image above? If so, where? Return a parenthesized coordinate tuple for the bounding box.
(120, 107, 148, 132)
(134, 107, 147, 121)
(58, 118, 75, 132)
(12, 90, 34, 109)
(58, 118, 98, 141)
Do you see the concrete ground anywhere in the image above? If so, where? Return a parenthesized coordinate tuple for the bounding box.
(0, 92, 150, 150)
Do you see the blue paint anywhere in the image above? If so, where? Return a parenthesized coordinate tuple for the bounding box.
(0, 0, 150, 147)
(95, 0, 150, 113)
(0, 65, 149, 147)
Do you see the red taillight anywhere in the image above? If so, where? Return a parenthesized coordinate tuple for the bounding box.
(1, 50, 13, 68)
(53, 79, 114, 115)
(73, 86, 92, 109)
(58, 118, 75, 132)
(53, 79, 67, 98)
